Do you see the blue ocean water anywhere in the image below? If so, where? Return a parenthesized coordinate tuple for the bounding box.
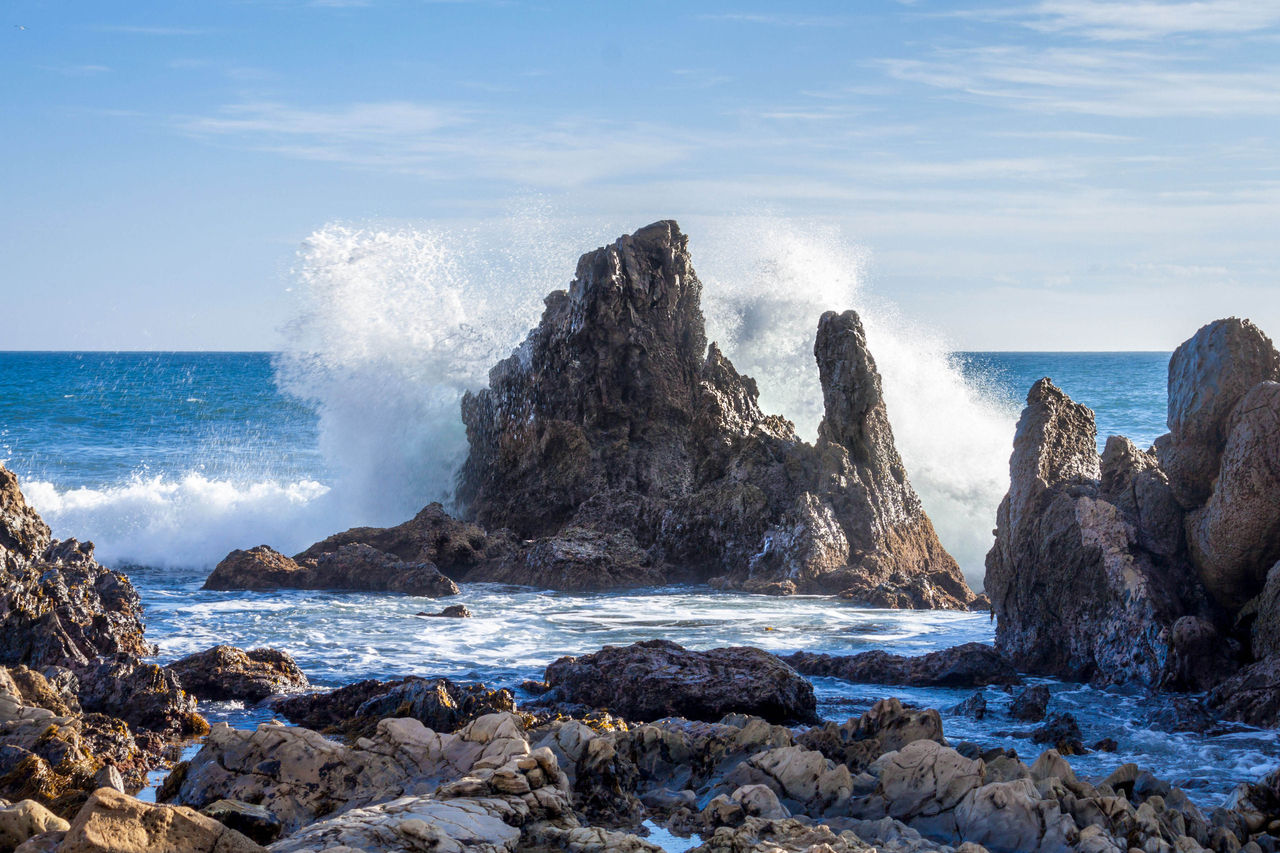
(7, 347, 1277, 806)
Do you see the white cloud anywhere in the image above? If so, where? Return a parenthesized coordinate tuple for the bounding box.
(1002, 0, 1280, 41)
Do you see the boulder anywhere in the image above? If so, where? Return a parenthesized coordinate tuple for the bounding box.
(1185, 381, 1280, 611)
(419, 604, 472, 618)
(271, 677, 514, 737)
(1008, 685, 1050, 723)
(953, 778, 1078, 853)
(165, 646, 308, 703)
(797, 699, 944, 772)
(1157, 318, 1279, 509)
(57, 788, 265, 853)
(0, 799, 69, 851)
(780, 643, 1020, 688)
(714, 745, 853, 816)
(455, 221, 975, 606)
(197, 800, 282, 846)
(984, 379, 1213, 686)
(1207, 657, 1280, 727)
(203, 543, 459, 598)
(1250, 561, 1280, 661)
(539, 639, 817, 724)
(1031, 713, 1085, 755)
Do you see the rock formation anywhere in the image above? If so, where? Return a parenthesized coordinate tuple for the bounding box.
(779, 643, 1021, 689)
(986, 317, 1280, 695)
(165, 646, 309, 703)
(454, 220, 976, 606)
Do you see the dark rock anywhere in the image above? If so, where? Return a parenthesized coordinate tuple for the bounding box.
(73, 657, 205, 740)
(1008, 684, 1050, 722)
(203, 542, 459, 598)
(455, 221, 975, 606)
(540, 639, 817, 724)
(418, 604, 472, 618)
(1148, 695, 1218, 734)
(1251, 561, 1280, 661)
(1093, 738, 1118, 752)
(984, 379, 1214, 687)
(797, 698, 943, 771)
(780, 643, 1020, 688)
(1186, 381, 1280, 612)
(166, 646, 308, 703)
(199, 799, 283, 845)
(270, 676, 513, 737)
(1158, 317, 1279, 510)
(1031, 712, 1085, 755)
(949, 692, 987, 720)
(1208, 657, 1280, 727)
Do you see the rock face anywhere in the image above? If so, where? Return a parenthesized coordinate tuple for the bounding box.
(538, 639, 817, 724)
(984, 379, 1215, 687)
(454, 221, 975, 606)
(165, 646, 308, 703)
(780, 643, 1020, 689)
(59, 788, 266, 853)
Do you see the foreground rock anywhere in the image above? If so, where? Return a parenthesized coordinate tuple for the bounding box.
(537, 639, 817, 724)
(0, 464, 205, 814)
(203, 542, 459, 597)
(59, 787, 265, 852)
(452, 221, 976, 606)
(271, 676, 515, 738)
(781, 643, 1020, 688)
(166, 646, 308, 703)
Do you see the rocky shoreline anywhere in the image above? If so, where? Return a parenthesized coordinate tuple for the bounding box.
(1, 221, 1278, 851)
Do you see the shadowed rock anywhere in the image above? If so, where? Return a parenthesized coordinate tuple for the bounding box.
(780, 643, 1020, 689)
(166, 646, 308, 703)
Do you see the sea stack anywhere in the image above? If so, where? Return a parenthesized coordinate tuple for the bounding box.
(457, 220, 976, 607)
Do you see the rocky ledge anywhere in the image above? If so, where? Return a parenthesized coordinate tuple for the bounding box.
(206, 221, 978, 609)
(985, 318, 1280, 699)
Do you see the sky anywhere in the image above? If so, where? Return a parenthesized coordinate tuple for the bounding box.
(3, 0, 1279, 351)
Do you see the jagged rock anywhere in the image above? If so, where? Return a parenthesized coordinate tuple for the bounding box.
(539, 639, 817, 724)
(1031, 713, 1085, 755)
(781, 643, 1019, 688)
(1207, 657, 1280, 727)
(271, 677, 514, 738)
(1185, 381, 1280, 612)
(1008, 685, 1050, 723)
(165, 646, 308, 703)
(953, 777, 1078, 853)
(714, 746, 853, 817)
(874, 740, 985, 835)
(203, 543, 459, 597)
(419, 604, 472, 618)
(455, 221, 975, 606)
(950, 693, 987, 720)
(689, 816, 875, 853)
(984, 379, 1213, 686)
(797, 699, 944, 772)
(58, 788, 265, 853)
(1157, 318, 1280, 510)
(197, 799, 282, 845)
(0, 799, 69, 850)
(1250, 562, 1280, 661)
(72, 657, 203, 741)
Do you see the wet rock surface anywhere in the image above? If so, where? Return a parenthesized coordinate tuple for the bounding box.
(166, 646, 309, 704)
(537, 639, 817, 724)
(781, 643, 1021, 689)
(203, 541, 461, 597)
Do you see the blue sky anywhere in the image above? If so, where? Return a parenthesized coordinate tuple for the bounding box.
(4, 0, 1279, 350)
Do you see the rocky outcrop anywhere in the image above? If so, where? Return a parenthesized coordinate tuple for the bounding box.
(271, 676, 515, 739)
(984, 379, 1215, 687)
(165, 646, 308, 703)
(780, 643, 1020, 688)
(203, 542, 460, 597)
(58, 788, 265, 853)
(451, 221, 975, 606)
(1207, 656, 1280, 727)
(537, 639, 817, 724)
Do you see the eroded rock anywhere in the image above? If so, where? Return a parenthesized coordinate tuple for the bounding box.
(781, 643, 1020, 689)
(166, 646, 308, 703)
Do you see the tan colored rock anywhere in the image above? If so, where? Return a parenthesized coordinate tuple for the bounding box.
(59, 788, 264, 853)
(0, 799, 69, 850)
(876, 740, 985, 825)
(954, 778, 1078, 853)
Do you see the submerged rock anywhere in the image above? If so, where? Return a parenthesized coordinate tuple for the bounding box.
(780, 643, 1020, 689)
(539, 639, 817, 724)
(454, 221, 976, 606)
(165, 645, 308, 703)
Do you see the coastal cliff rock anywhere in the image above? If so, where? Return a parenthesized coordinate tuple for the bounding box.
(984, 379, 1214, 686)
(455, 221, 974, 606)
(538, 639, 817, 724)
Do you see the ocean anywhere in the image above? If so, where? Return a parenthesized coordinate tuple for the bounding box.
(2, 347, 1272, 806)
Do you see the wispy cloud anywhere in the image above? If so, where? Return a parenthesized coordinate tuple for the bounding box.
(961, 0, 1280, 41)
(97, 25, 210, 36)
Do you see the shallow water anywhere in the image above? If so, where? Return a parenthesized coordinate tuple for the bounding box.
(129, 568, 1279, 809)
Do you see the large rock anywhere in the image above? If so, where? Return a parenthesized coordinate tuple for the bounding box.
(1207, 656, 1280, 727)
(165, 646, 308, 703)
(984, 379, 1213, 686)
(455, 221, 975, 606)
(1157, 317, 1279, 509)
(203, 543, 459, 598)
(539, 639, 817, 724)
(780, 643, 1020, 688)
(271, 676, 515, 738)
(1184, 381, 1280, 612)
(1250, 561, 1280, 660)
(58, 788, 265, 853)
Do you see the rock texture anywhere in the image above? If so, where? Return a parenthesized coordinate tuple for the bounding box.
(203, 542, 459, 598)
(59, 788, 266, 853)
(452, 220, 975, 606)
(538, 640, 817, 724)
(984, 379, 1215, 687)
(166, 646, 308, 703)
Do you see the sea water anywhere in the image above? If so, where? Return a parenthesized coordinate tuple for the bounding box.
(0, 220, 1265, 808)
